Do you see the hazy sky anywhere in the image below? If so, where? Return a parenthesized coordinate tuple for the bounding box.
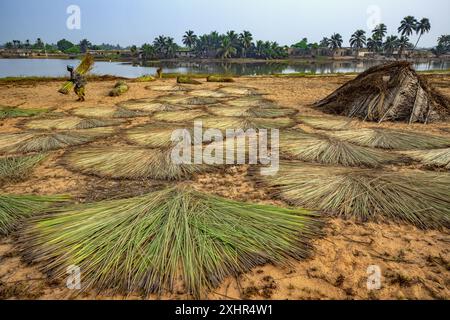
(0, 0, 448, 47)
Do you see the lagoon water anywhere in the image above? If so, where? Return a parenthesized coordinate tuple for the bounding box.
(0, 58, 449, 78)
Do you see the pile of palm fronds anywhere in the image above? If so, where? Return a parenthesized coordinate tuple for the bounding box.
(207, 75, 235, 83)
(208, 105, 296, 118)
(314, 62, 450, 123)
(125, 123, 198, 148)
(71, 106, 149, 118)
(404, 148, 450, 169)
(177, 76, 201, 85)
(0, 194, 68, 235)
(117, 99, 185, 112)
(24, 116, 121, 130)
(217, 86, 259, 96)
(22, 186, 321, 297)
(109, 81, 129, 97)
(145, 85, 188, 92)
(63, 146, 212, 180)
(257, 161, 450, 228)
(296, 115, 355, 131)
(0, 153, 46, 185)
(225, 96, 277, 108)
(156, 95, 220, 106)
(279, 130, 396, 167)
(199, 116, 296, 131)
(152, 109, 209, 122)
(58, 54, 94, 94)
(0, 106, 48, 119)
(0, 127, 114, 154)
(328, 128, 450, 150)
(135, 75, 156, 82)
(188, 90, 228, 98)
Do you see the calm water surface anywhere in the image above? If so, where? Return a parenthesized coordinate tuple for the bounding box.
(0, 58, 449, 78)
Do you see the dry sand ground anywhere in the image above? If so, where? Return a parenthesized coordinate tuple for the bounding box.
(0, 74, 449, 300)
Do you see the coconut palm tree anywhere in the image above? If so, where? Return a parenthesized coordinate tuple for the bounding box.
(226, 31, 239, 46)
(217, 37, 237, 59)
(239, 31, 253, 58)
(329, 33, 343, 49)
(413, 18, 431, 50)
(319, 37, 330, 48)
(350, 30, 367, 56)
(383, 35, 399, 56)
(398, 35, 411, 58)
(398, 16, 418, 37)
(372, 24, 387, 42)
(153, 35, 167, 57)
(164, 37, 178, 58)
(182, 30, 197, 49)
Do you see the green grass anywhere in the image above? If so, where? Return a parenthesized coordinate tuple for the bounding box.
(0, 153, 47, 185)
(0, 194, 68, 235)
(23, 186, 321, 297)
(257, 161, 450, 229)
(0, 106, 48, 119)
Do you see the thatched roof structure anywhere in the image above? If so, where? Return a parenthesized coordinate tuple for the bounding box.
(314, 62, 450, 123)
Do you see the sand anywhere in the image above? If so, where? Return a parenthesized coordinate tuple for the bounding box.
(0, 75, 449, 300)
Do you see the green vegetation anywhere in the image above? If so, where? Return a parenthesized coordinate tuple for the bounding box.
(109, 81, 129, 97)
(177, 76, 201, 85)
(0, 106, 48, 119)
(23, 186, 321, 297)
(207, 75, 235, 82)
(0, 153, 47, 185)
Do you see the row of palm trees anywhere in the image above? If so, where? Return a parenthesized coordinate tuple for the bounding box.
(345, 16, 432, 57)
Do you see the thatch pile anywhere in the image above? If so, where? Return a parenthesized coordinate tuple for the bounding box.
(225, 96, 277, 108)
(152, 109, 209, 122)
(257, 161, 450, 228)
(207, 75, 235, 83)
(24, 117, 121, 130)
(145, 85, 188, 92)
(217, 86, 260, 96)
(117, 99, 185, 112)
(125, 123, 198, 148)
(63, 146, 212, 180)
(405, 148, 450, 169)
(0, 106, 48, 119)
(135, 75, 156, 82)
(156, 95, 220, 106)
(177, 76, 201, 85)
(314, 62, 450, 123)
(109, 81, 129, 97)
(188, 90, 229, 98)
(0, 128, 114, 154)
(0, 153, 46, 185)
(199, 116, 295, 131)
(208, 105, 296, 118)
(0, 194, 68, 235)
(328, 128, 450, 150)
(71, 106, 149, 118)
(296, 115, 355, 131)
(22, 186, 321, 297)
(279, 130, 396, 167)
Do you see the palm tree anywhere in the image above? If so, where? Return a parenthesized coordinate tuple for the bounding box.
(398, 16, 418, 37)
(413, 18, 431, 50)
(239, 31, 253, 58)
(217, 37, 237, 59)
(140, 43, 155, 60)
(350, 30, 367, 56)
(329, 33, 343, 49)
(182, 30, 197, 49)
(372, 24, 387, 42)
(398, 35, 411, 58)
(319, 37, 330, 48)
(153, 36, 167, 57)
(164, 37, 178, 58)
(383, 36, 399, 56)
(226, 31, 239, 46)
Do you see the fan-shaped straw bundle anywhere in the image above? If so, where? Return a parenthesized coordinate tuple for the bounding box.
(71, 106, 149, 118)
(0, 106, 48, 119)
(145, 85, 189, 92)
(208, 105, 296, 118)
(199, 116, 295, 131)
(296, 115, 355, 131)
(279, 130, 396, 167)
(257, 161, 450, 229)
(0, 127, 114, 154)
(125, 123, 198, 148)
(188, 89, 229, 98)
(0, 153, 47, 185)
(22, 186, 321, 298)
(225, 96, 277, 108)
(314, 62, 450, 123)
(328, 128, 450, 150)
(0, 194, 68, 235)
(24, 117, 122, 130)
(63, 146, 212, 180)
(404, 148, 450, 170)
(217, 86, 260, 96)
(58, 54, 94, 94)
(152, 109, 209, 122)
(117, 99, 185, 113)
(156, 95, 220, 106)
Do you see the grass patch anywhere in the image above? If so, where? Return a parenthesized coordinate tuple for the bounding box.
(257, 161, 450, 229)
(0, 106, 48, 119)
(0, 153, 47, 185)
(0, 194, 68, 235)
(22, 186, 321, 297)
